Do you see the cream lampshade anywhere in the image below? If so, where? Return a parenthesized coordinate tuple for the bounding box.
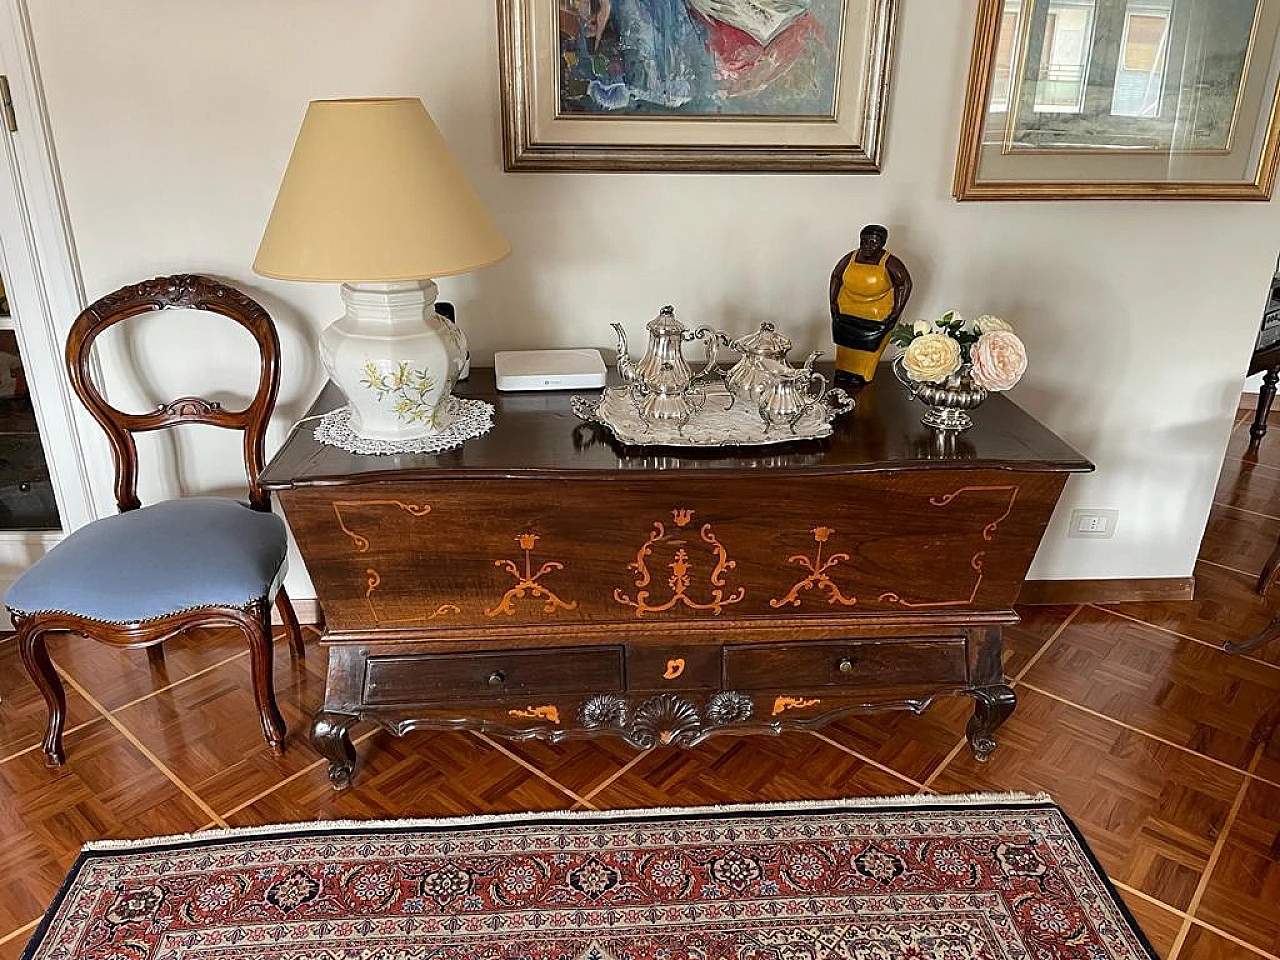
(254, 97, 509, 441)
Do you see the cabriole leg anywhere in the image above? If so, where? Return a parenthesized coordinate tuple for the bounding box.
(967, 684, 1017, 762)
(17, 621, 66, 766)
(311, 710, 359, 790)
(241, 604, 286, 754)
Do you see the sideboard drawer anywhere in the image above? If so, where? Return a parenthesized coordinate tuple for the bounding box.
(723, 638, 968, 690)
(363, 647, 624, 704)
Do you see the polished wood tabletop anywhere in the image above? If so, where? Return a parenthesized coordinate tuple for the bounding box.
(261, 366, 1093, 488)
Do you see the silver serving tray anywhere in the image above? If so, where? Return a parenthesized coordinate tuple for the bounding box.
(571, 382, 850, 448)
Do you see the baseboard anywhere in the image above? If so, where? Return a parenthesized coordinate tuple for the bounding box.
(280, 597, 323, 627)
(1018, 576, 1195, 605)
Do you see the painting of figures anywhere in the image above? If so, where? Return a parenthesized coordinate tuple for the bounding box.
(557, 0, 844, 116)
(499, 0, 897, 171)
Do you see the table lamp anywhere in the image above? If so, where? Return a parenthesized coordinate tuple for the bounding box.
(254, 97, 510, 441)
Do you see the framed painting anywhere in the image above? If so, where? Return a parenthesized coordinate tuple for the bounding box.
(954, 0, 1280, 199)
(497, 0, 898, 172)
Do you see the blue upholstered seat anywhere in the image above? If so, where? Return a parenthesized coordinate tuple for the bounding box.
(6, 498, 288, 624)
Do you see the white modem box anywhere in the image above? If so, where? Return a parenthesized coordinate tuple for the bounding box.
(494, 348, 608, 391)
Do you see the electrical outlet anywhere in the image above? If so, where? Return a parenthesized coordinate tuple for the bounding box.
(1068, 509, 1118, 539)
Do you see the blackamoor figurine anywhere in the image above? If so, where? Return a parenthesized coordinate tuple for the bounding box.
(828, 224, 913, 385)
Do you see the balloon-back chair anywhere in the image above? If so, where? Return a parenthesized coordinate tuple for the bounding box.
(4, 275, 304, 765)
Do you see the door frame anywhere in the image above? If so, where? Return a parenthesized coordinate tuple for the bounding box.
(0, 0, 103, 623)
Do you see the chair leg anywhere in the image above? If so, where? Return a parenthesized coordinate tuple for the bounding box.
(1248, 366, 1279, 450)
(275, 587, 305, 659)
(1226, 615, 1280, 655)
(241, 604, 286, 755)
(1258, 537, 1280, 596)
(17, 621, 66, 766)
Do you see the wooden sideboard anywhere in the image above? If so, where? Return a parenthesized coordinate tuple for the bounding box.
(261, 369, 1092, 788)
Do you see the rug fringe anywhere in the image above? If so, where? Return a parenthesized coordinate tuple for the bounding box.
(82, 792, 1054, 852)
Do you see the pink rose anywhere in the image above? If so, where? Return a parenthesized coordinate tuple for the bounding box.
(970, 331, 1026, 391)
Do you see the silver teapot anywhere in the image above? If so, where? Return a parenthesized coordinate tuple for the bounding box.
(612, 305, 718, 391)
(759, 350, 829, 434)
(720, 321, 794, 407)
(629, 361, 707, 433)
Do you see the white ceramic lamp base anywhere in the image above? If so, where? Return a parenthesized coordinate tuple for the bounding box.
(319, 279, 465, 441)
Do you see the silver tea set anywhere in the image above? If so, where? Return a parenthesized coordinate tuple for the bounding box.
(611, 305, 854, 436)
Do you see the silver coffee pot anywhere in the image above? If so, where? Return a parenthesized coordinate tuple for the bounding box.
(612, 305, 718, 391)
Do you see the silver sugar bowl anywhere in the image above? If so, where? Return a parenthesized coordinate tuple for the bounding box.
(628, 361, 708, 434)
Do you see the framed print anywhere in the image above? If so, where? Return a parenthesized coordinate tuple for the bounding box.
(954, 0, 1280, 199)
(498, 0, 898, 172)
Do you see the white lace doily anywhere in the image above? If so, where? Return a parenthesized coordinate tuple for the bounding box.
(313, 398, 495, 455)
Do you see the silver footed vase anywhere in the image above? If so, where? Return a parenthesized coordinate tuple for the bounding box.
(893, 356, 988, 432)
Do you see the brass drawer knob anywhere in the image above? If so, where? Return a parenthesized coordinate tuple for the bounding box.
(837, 658, 855, 674)
(486, 670, 507, 687)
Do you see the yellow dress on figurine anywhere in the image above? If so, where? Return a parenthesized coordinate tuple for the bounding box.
(836, 252, 895, 322)
(829, 225, 913, 385)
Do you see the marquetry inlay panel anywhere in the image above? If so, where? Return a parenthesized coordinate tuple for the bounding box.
(613, 509, 745, 618)
(281, 473, 1055, 633)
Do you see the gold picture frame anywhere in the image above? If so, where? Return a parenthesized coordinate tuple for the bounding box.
(954, 0, 1280, 200)
(498, 0, 899, 173)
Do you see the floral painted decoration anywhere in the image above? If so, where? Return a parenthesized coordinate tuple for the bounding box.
(891, 311, 1027, 391)
(360, 361, 438, 426)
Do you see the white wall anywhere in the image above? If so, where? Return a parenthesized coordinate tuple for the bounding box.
(23, 0, 1280, 593)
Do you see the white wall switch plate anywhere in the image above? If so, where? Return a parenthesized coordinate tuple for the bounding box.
(1068, 508, 1119, 539)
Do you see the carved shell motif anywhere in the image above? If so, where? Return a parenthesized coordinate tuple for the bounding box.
(706, 691, 754, 725)
(579, 695, 628, 729)
(630, 694, 702, 748)
(580, 692, 756, 748)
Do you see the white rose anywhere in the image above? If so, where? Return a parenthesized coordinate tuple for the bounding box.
(976, 315, 1013, 334)
(912, 319, 933, 336)
(902, 333, 962, 383)
(970, 331, 1027, 391)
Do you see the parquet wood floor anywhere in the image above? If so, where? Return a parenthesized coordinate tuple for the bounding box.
(2, 415, 1280, 959)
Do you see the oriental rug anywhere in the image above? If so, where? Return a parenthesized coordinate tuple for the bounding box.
(23, 794, 1156, 960)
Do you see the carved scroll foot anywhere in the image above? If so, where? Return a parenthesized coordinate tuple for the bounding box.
(967, 684, 1016, 762)
(311, 711, 358, 790)
(1225, 618, 1280, 655)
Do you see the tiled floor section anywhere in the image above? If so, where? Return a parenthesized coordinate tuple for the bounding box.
(3, 415, 1280, 959)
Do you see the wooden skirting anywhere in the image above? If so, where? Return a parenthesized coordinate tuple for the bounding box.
(1018, 577, 1195, 605)
(275, 597, 323, 627)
